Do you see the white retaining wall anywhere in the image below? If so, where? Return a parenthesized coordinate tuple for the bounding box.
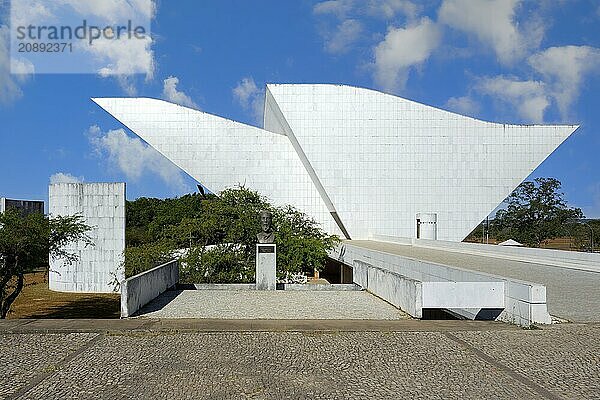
(121, 260, 179, 318)
(354, 260, 423, 318)
(333, 242, 550, 326)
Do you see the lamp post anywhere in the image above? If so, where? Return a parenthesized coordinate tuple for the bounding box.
(568, 219, 594, 253)
(581, 221, 594, 253)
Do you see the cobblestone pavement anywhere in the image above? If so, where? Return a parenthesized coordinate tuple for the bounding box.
(136, 290, 410, 320)
(350, 240, 600, 322)
(1, 322, 599, 399)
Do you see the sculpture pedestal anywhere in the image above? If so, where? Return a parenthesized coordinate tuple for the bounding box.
(256, 244, 276, 290)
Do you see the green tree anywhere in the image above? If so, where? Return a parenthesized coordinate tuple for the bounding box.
(273, 205, 340, 278)
(493, 177, 583, 247)
(124, 186, 340, 282)
(0, 210, 92, 318)
(180, 244, 252, 283)
(567, 219, 599, 252)
(123, 240, 177, 277)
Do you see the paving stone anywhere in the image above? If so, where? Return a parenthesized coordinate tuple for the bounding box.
(453, 324, 600, 399)
(2, 322, 598, 399)
(12, 332, 541, 399)
(0, 333, 97, 399)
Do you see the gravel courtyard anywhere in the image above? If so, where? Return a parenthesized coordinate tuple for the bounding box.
(135, 290, 410, 320)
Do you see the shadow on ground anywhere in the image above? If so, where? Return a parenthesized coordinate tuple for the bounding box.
(26, 296, 120, 319)
(133, 290, 183, 317)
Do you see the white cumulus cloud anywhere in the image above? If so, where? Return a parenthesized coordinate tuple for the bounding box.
(314, 0, 418, 55)
(233, 77, 264, 125)
(0, 25, 32, 104)
(476, 76, 549, 123)
(373, 17, 441, 92)
(365, 0, 418, 19)
(50, 172, 84, 184)
(93, 34, 155, 79)
(162, 76, 198, 109)
(323, 19, 363, 54)
(445, 96, 479, 116)
(313, 0, 355, 18)
(529, 45, 600, 118)
(58, 0, 155, 22)
(87, 125, 189, 191)
(314, 0, 416, 20)
(438, 0, 542, 64)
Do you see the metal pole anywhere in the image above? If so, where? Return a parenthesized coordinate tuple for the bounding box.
(566, 219, 594, 253)
(582, 222, 594, 253)
(482, 221, 484, 244)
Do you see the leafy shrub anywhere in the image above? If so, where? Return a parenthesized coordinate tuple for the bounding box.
(124, 187, 340, 281)
(123, 241, 176, 277)
(179, 244, 253, 283)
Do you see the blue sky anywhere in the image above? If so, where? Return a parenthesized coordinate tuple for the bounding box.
(1, 0, 599, 217)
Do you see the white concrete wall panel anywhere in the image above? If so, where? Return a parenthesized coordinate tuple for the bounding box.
(265, 84, 577, 241)
(49, 183, 125, 293)
(92, 97, 340, 236)
(360, 260, 424, 318)
(332, 242, 551, 326)
(121, 260, 179, 317)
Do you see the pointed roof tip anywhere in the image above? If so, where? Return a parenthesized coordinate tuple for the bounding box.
(90, 97, 111, 110)
(564, 124, 581, 136)
(90, 97, 112, 105)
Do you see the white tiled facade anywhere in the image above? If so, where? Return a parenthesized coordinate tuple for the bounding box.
(94, 84, 577, 241)
(92, 97, 340, 236)
(49, 183, 125, 293)
(265, 84, 577, 241)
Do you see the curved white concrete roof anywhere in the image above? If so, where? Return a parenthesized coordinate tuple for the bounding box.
(93, 84, 578, 241)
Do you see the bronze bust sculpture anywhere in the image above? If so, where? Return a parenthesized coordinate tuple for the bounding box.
(257, 210, 275, 244)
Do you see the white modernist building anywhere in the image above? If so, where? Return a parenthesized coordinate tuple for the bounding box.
(0, 198, 44, 215)
(49, 182, 126, 293)
(93, 84, 578, 242)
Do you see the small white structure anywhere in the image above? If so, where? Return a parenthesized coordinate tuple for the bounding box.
(498, 239, 524, 247)
(416, 213, 437, 240)
(49, 182, 126, 293)
(0, 197, 44, 215)
(256, 244, 276, 290)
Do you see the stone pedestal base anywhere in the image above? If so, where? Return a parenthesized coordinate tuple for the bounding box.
(256, 244, 276, 290)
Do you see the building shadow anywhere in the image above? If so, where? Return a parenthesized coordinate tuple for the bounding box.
(133, 289, 183, 316)
(26, 296, 120, 319)
(421, 308, 461, 320)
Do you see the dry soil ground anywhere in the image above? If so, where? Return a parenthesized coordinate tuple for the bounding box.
(7, 272, 120, 319)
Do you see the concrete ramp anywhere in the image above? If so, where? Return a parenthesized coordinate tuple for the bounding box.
(333, 241, 551, 326)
